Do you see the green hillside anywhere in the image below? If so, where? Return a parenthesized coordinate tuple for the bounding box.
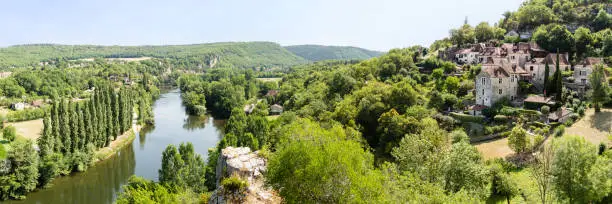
(285, 45, 383, 61)
(0, 42, 308, 69)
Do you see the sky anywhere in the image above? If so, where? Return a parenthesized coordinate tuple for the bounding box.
(0, 0, 525, 51)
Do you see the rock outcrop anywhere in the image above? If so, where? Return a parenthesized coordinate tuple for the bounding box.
(208, 147, 280, 204)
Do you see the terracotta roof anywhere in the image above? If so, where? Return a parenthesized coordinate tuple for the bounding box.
(524, 95, 555, 104)
(481, 66, 510, 78)
(457, 49, 473, 54)
(545, 53, 570, 66)
(480, 47, 503, 57)
(579, 57, 603, 66)
(470, 104, 488, 111)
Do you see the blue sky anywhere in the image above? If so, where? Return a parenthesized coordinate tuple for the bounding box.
(0, 0, 524, 51)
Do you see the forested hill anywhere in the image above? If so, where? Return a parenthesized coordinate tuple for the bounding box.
(0, 42, 307, 69)
(285, 45, 383, 61)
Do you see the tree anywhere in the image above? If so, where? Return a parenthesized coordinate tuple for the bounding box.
(377, 109, 419, 154)
(158, 144, 185, 188)
(445, 76, 460, 94)
(508, 126, 528, 154)
(450, 24, 475, 47)
(574, 27, 594, 59)
(225, 108, 248, 139)
(592, 9, 611, 31)
(38, 116, 53, 157)
(491, 165, 518, 204)
(552, 136, 597, 203)
(589, 64, 609, 112)
(443, 141, 489, 198)
(2, 126, 17, 142)
(533, 24, 575, 54)
(531, 142, 555, 204)
(3, 139, 39, 200)
(516, 4, 556, 29)
(475, 22, 495, 43)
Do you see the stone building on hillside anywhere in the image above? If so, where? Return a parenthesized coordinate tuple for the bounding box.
(524, 53, 571, 87)
(475, 58, 522, 107)
(573, 57, 603, 86)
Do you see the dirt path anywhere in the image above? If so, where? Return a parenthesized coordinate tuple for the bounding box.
(564, 108, 611, 146)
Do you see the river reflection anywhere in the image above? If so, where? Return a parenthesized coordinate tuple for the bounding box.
(10, 89, 224, 204)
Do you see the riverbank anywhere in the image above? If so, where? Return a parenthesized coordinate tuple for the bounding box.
(93, 124, 142, 162)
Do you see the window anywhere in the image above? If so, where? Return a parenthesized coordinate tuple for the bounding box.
(511, 77, 514, 82)
(499, 89, 502, 94)
(499, 78, 502, 84)
(530, 66, 534, 71)
(511, 56, 515, 60)
(481, 78, 485, 84)
(482, 89, 484, 95)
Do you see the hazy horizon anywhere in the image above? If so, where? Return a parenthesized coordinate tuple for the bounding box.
(1, 0, 525, 51)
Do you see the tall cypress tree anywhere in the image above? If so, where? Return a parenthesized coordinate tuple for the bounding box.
(112, 89, 120, 138)
(555, 52, 563, 101)
(70, 102, 79, 152)
(118, 89, 126, 134)
(84, 102, 93, 149)
(61, 100, 72, 153)
(106, 86, 114, 144)
(38, 116, 53, 157)
(543, 61, 550, 95)
(51, 101, 62, 152)
(78, 103, 86, 150)
(90, 96, 100, 149)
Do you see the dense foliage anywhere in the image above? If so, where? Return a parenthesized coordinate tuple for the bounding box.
(285, 45, 383, 61)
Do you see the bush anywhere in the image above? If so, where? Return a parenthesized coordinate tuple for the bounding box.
(0, 144, 5, 159)
(2, 126, 17, 142)
(485, 125, 509, 135)
(567, 76, 575, 83)
(532, 134, 545, 150)
(493, 115, 510, 123)
(449, 112, 484, 123)
(554, 125, 566, 137)
(6, 107, 47, 122)
(221, 174, 248, 194)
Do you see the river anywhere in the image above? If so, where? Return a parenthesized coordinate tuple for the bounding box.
(8, 89, 225, 204)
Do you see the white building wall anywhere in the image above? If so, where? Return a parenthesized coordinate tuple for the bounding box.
(573, 65, 592, 85)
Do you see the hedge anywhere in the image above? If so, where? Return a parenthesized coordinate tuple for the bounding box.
(449, 112, 484, 123)
(6, 107, 47, 122)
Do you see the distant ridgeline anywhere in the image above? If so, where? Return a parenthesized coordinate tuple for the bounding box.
(0, 42, 383, 70)
(285, 45, 383, 61)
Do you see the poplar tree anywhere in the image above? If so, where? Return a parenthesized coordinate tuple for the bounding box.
(60, 100, 72, 153)
(90, 96, 100, 148)
(106, 86, 114, 143)
(70, 102, 79, 152)
(84, 102, 93, 148)
(77, 103, 86, 150)
(112, 90, 120, 138)
(38, 116, 53, 157)
(118, 89, 126, 133)
(51, 101, 62, 152)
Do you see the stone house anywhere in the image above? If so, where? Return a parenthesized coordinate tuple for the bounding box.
(573, 57, 603, 86)
(455, 49, 479, 64)
(524, 53, 571, 86)
(475, 59, 521, 107)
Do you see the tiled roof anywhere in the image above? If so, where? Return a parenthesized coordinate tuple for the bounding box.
(481, 66, 510, 78)
(470, 104, 488, 111)
(458, 49, 473, 54)
(579, 57, 603, 66)
(545, 53, 570, 66)
(524, 95, 555, 104)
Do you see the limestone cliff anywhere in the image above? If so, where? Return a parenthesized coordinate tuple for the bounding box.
(208, 147, 280, 204)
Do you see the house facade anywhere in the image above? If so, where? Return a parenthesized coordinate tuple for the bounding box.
(475, 60, 520, 107)
(523, 53, 570, 86)
(573, 57, 603, 86)
(455, 49, 478, 64)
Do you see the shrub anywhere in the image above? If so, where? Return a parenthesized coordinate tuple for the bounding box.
(221, 174, 248, 194)
(532, 134, 545, 150)
(2, 126, 17, 142)
(449, 112, 484, 123)
(566, 76, 575, 83)
(540, 106, 550, 115)
(493, 115, 510, 123)
(485, 125, 509, 135)
(6, 107, 47, 122)
(554, 125, 566, 137)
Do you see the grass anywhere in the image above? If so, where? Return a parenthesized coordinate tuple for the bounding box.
(8, 119, 44, 143)
(266, 115, 280, 121)
(475, 138, 515, 160)
(564, 108, 612, 146)
(94, 129, 137, 162)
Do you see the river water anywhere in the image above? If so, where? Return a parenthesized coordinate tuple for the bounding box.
(8, 89, 225, 204)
